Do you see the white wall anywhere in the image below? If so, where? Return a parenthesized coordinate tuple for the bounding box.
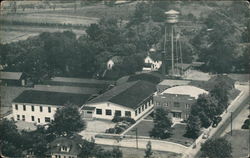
(107, 60, 114, 70)
(12, 102, 61, 125)
(83, 100, 154, 121)
(144, 56, 154, 64)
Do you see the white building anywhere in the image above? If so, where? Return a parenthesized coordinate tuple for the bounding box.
(81, 80, 156, 121)
(107, 56, 124, 70)
(12, 90, 90, 125)
(143, 55, 162, 71)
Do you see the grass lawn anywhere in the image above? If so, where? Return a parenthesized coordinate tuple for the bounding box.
(166, 124, 193, 147)
(224, 130, 249, 158)
(100, 145, 182, 158)
(125, 120, 193, 147)
(125, 120, 154, 137)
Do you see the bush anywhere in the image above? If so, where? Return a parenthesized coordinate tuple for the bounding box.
(112, 116, 135, 124)
(241, 119, 250, 129)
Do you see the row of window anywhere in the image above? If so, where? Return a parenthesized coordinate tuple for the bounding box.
(15, 104, 52, 113)
(95, 109, 131, 117)
(155, 102, 190, 109)
(54, 155, 75, 158)
(16, 115, 51, 123)
(135, 100, 152, 116)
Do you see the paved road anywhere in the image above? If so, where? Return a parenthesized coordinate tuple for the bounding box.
(182, 84, 249, 158)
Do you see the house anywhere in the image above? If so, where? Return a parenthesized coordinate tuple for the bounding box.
(81, 80, 156, 121)
(48, 135, 82, 158)
(157, 79, 191, 93)
(107, 56, 124, 70)
(0, 71, 26, 86)
(154, 85, 208, 121)
(175, 63, 192, 77)
(143, 54, 162, 71)
(12, 90, 91, 125)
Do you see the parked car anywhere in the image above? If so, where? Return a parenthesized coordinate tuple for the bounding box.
(212, 116, 222, 127)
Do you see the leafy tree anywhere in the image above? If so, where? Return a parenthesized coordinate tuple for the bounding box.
(150, 107, 172, 139)
(241, 119, 250, 129)
(112, 146, 123, 158)
(20, 126, 51, 158)
(210, 81, 229, 113)
(144, 141, 153, 158)
(191, 94, 219, 128)
(49, 105, 86, 136)
(185, 115, 201, 139)
(201, 138, 232, 158)
(0, 119, 22, 157)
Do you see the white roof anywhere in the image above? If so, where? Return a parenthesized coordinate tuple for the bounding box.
(0, 71, 23, 80)
(162, 85, 208, 99)
(159, 80, 191, 86)
(165, 9, 180, 15)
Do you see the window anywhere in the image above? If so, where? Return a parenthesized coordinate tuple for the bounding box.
(135, 110, 138, 116)
(174, 102, 180, 107)
(142, 105, 144, 111)
(96, 109, 102, 115)
(31, 105, 34, 111)
(145, 104, 148, 109)
(40, 106, 43, 112)
(48, 107, 51, 113)
(138, 108, 141, 114)
(125, 111, 131, 117)
(15, 104, 18, 110)
(31, 116, 35, 121)
(17, 115, 20, 120)
(45, 117, 51, 123)
(106, 109, 112, 116)
(87, 111, 93, 114)
(23, 105, 26, 111)
(115, 110, 121, 117)
(22, 115, 25, 121)
(38, 118, 40, 123)
(185, 104, 190, 109)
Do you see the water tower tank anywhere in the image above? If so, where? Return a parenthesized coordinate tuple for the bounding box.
(165, 9, 180, 24)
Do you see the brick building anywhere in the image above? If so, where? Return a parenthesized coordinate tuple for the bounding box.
(154, 85, 208, 121)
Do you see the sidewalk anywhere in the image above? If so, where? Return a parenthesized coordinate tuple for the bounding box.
(182, 84, 249, 158)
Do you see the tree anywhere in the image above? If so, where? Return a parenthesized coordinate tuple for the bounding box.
(201, 138, 232, 158)
(144, 141, 153, 158)
(185, 115, 201, 139)
(112, 146, 123, 158)
(0, 119, 23, 157)
(191, 94, 219, 128)
(150, 107, 172, 139)
(49, 105, 86, 136)
(210, 81, 229, 113)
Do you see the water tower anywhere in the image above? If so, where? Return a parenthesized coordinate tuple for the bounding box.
(163, 9, 180, 76)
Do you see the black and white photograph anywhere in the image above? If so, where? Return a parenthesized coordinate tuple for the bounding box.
(0, 0, 249, 158)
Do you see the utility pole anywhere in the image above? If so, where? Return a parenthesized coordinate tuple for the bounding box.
(230, 112, 233, 136)
(136, 128, 138, 149)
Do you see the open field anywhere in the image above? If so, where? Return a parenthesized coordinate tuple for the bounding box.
(224, 130, 250, 158)
(126, 120, 193, 147)
(101, 145, 182, 158)
(0, 25, 86, 44)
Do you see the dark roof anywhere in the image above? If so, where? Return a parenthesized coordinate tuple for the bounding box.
(88, 80, 156, 109)
(148, 53, 162, 61)
(0, 71, 23, 80)
(175, 63, 192, 70)
(13, 90, 91, 106)
(51, 77, 111, 84)
(42, 80, 109, 89)
(128, 73, 161, 84)
(49, 136, 82, 155)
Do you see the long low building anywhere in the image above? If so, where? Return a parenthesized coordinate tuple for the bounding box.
(12, 90, 90, 124)
(154, 85, 208, 121)
(81, 80, 156, 121)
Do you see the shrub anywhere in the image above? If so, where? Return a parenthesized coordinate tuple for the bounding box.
(241, 119, 250, 129)
(112, 116, 135, 124)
